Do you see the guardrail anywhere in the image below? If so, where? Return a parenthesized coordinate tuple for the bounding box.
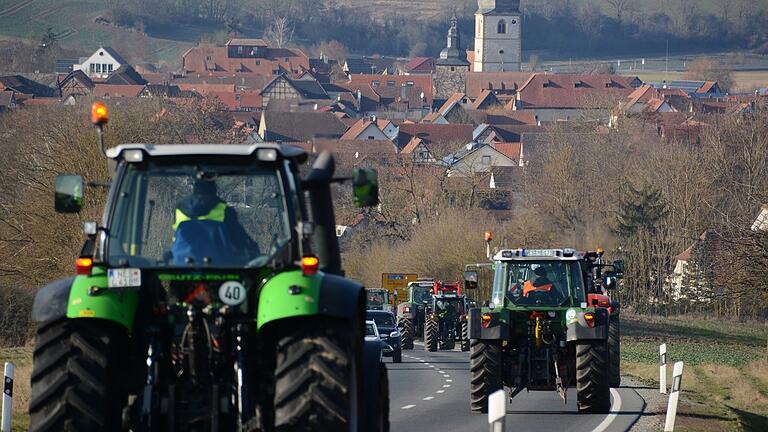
(1, 362, 13, 432)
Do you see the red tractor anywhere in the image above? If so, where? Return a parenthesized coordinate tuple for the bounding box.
(423, 281, 471, 352)
(581, 249, 624, 387)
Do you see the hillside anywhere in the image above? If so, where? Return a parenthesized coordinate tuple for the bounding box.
(0, 0, 192, 68)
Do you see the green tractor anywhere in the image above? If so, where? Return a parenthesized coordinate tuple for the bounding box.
(395, 278, 435, 350)
(467, 248, 623, 414)
(28, 103, 389, 431)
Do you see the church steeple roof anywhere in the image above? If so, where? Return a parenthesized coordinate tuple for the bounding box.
(436, 15, 469, 66)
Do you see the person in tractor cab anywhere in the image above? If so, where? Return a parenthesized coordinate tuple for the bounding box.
(524, 266, 554, 297)
(171, 179, 259, 265)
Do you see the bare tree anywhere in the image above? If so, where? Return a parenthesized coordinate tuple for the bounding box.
(264, 16, 294, 48)
(606, 0, 632, 21)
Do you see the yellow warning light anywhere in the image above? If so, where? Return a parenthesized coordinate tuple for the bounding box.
(90, 101, 109, 126)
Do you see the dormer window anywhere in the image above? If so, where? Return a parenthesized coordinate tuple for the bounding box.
(372, 80, 380, 87)
(543, 80, 554, 88)
(497, 20, 506, 34)
(238, 46, 243, 55)
(574, 81, 586, 88)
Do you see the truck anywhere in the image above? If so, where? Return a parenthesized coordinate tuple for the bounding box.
(28, 101, 389, 431)
(467, 248, 623, 414)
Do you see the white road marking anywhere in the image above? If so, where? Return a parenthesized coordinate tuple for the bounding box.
(446, 379, 453, 382)
(443, 374, 450, 378)
(443, 384, 451, 388)
(401, 405, 416, 410)
(591, 389, 622, 432)
(436, 390, 445, 393)
(423, 396, 434, 401)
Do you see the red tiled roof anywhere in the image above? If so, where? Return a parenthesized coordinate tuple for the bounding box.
(210, 91, 263, 111)
(404, 57, 435, 74)
(517, 73, 641, 109)
(471, 89, 499, 110)
(347, 74, 434, 105)
(421, 112, 443, 123)
(494, 142, 521, 160)
(697, 81, 718, 93)
(397, 123, 474, 148)
(465, 72, 533, 98)
(177, 83, 236, 94)
(182, 43, 309, 75)
(340, 119, 384, 140)
(93, 84, 145, 98)
(438, 92, 468, 114)
(400, 136, 424, 154)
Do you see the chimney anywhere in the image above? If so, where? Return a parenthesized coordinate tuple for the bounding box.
(370, 115, 376, 122)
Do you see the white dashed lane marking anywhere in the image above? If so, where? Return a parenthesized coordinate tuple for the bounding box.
(443, 384, 451, 388)
(446, 379, 453, 382)
(436, 390, 445, 393)
(423, 396, 434, 401)
(401, 405, 416, 410)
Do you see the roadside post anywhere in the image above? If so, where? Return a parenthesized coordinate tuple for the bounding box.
(1, 362, 13, 432)
(660, 343, 667, 394)
(488, 389, 506, 432)
(664, 361, 684, 432)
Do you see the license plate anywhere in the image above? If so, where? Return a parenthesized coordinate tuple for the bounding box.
(108, 268, 142, 288)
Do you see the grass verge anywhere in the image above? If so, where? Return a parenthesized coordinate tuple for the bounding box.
(622, 313, 768, 432)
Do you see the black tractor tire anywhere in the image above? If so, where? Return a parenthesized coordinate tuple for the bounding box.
(274, 319, 359, 431)
(469, 339, 502, 413)
(576, 341, 611, 414)
(393, 348, 402, 364)
(375, 364, 390, 432)
(29, 318, 127, 432)
(398, 318, 414, 350)
(608, 315, 621, 388)
(460, 321, 470, 352)
(424, 319, 438, 352)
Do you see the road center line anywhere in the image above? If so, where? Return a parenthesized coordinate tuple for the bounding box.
(436, 390, 445, 393)
(446, 379, 453, 382)
(401, 405, 416, 410)
(423, 396, 434, 401)
(591, 388, 622, 432)
(443, 384, 451, 388)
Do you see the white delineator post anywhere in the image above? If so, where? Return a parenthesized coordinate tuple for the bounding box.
(664, 361, 684, 432)
(1, 362, 13, 432)
(488, 389, 506, 432)
(659, 343, 667, 394)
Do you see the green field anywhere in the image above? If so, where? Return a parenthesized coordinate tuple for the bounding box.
(621, 314, 768, 432)
(0, 0, 192, 67)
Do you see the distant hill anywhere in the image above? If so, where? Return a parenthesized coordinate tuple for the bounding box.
(0, 0, 192, 69)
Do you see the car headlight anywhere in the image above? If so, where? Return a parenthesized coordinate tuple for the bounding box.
(390, 331, 400, 338)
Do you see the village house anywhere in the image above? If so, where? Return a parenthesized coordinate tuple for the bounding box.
(513, 73, 642, 122)
(74, 47, 128, 79)
(182, 39, 309, 76)
(258, 111, 349, 142)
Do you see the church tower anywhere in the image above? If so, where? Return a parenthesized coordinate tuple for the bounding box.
(434, 15, 470, 99)
(474, 0, 521, 72)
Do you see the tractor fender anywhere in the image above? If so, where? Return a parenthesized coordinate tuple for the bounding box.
(31, 276, 75, 323)
(566, 308, 609, 341)
(361, 339, 386, 431)
(64, 268, 140, 330)
(257, 270, 363, 330)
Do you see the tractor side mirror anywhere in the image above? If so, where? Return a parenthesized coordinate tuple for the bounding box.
(612, 260, 625, 274)
(55, 175, 84, 213)
(464, 271, 478, 290)
(604, 272, 620, 290)
(353, 168, 379, 207)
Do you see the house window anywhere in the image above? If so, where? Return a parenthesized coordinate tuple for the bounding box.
(95, 64, 101, 73)
(108, 64, 113, 73)
(206, 55, 212, 61)
(238, 46, 243, 55)
(256, 60, 260, 65)
(273, 70, 279, 75)
(387, 80, 395, 87)
(406, 81, 414, 86)
(90, 64, 96, 73)
(368, 136, 375, 140)
(450, 66, 455, 72)
(497, 20, 506, 34)
(372, 81, 380, 87)
(482, 155, 491, 165)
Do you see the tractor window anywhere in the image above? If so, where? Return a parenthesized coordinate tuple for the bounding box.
(107, 160, 292, 268)
(367, 312, 395, 327)
(412, 286, 433, 304)
(492, 260, 578, 307)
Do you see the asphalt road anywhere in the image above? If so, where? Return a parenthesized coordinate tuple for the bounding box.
(387, 344, 646, 432)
